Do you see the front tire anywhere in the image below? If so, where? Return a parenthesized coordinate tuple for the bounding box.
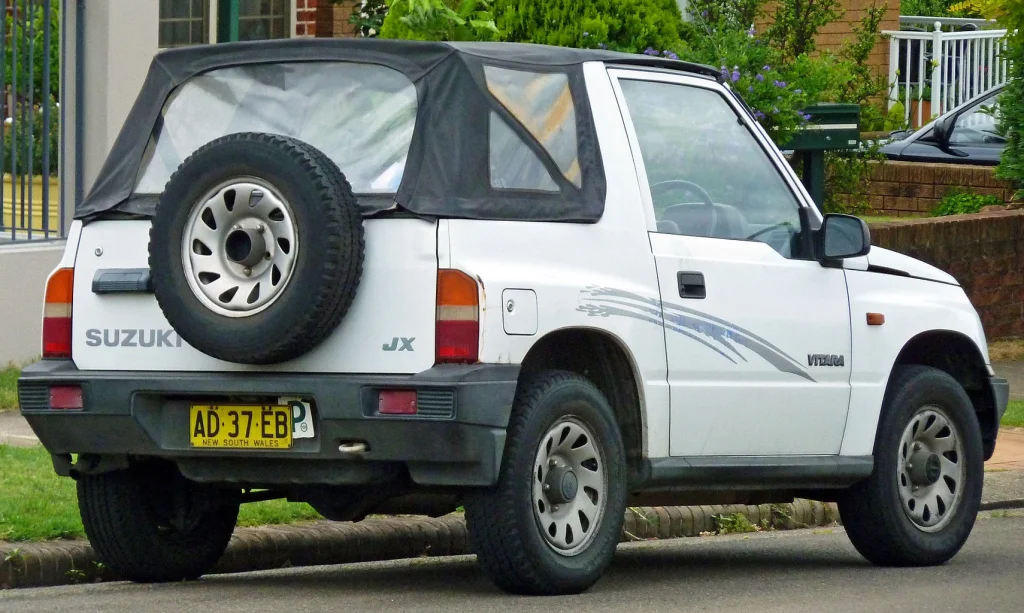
(465, 371, 627, 595)
(839, 365, 983, 566)
(78, 462, 239, 583)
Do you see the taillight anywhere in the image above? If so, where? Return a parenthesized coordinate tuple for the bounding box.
(436, 269, 479, 364)
(378, 390, 417, 415)
(43, 267, 74, 359)
(49, 385, 84, 410)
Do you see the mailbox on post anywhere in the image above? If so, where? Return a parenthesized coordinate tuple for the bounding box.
(785, 103, 861, 214)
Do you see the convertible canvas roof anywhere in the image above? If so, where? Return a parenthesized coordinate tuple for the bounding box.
(76, 38, 721, 224)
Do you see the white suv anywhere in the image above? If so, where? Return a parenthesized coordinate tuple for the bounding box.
(18, 39, 1009, 595)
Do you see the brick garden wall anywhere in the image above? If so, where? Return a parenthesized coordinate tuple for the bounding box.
(855, 161, 1016, 217)
(869, 210, 1024, 339)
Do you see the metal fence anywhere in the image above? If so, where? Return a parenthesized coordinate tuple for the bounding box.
(0, 0, 60, 243)
(884, 16, 1009, 129)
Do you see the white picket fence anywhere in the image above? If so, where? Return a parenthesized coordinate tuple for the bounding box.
(883, 16, 1008, 128)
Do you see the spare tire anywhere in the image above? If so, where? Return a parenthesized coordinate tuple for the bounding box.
(149, 132, 364, 365)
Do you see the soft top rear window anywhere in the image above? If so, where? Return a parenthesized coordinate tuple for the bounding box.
(134, 61, 417, 196)
(77, 40, 616, 223)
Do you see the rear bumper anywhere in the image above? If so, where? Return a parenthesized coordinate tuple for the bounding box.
(18, 360, 520, 488)
(983, 375, 1009, 460)
(990, 376, 1010, 423)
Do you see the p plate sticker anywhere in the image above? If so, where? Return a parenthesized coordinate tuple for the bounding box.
(279, 397, 315, 440)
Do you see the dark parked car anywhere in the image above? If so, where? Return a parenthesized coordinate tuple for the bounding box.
(880, 85, 1005, 165)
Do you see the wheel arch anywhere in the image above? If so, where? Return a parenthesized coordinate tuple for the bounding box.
(889, 329, 998, 459)
(519, 326, 647, 475)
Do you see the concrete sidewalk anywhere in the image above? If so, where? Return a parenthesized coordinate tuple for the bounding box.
(0, 411, 39, 447)
(992, 361, 1024, 401)
(986, 427, 1024, 471)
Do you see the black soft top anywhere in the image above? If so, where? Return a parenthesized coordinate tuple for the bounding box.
(77, 38, 720, 224)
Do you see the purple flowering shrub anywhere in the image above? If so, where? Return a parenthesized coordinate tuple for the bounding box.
(657, 18, 814, 147)
(650, 2, 888, 151)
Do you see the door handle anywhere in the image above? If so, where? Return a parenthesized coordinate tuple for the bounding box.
(677, 271, 706, 299)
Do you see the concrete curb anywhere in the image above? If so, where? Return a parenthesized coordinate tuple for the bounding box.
(0, 500, 839, 590)
(981, 499, 1024, 511)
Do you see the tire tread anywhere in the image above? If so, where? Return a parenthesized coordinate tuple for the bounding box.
(839, 365, 983, 566)
(78, 467, 239, 583)
(465, 371, 625, 595)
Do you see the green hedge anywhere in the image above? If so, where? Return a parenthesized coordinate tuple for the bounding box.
(495, 0, 685, 53)
(996, 36, 1024, 199)
(3, 97, 59, 175)
(380, 0, 686, 53)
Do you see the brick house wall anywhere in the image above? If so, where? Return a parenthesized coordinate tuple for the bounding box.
(869, 210, 1024, 339)
(841, 161, 1017, 216)
(296, 0, 319, 36)
(816, 0, 899, 69)
(756, 0, 900, 73)
(297, 0, 356, 38)
(314, 0, 358, 37)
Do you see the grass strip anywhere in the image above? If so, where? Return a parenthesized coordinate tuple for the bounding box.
(0, 445, 321, 542)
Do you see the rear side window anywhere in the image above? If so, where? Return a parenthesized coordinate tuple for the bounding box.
(134, 62, 417, 195)
(489, 112, 559, 191)
(484, 66, 580, 190)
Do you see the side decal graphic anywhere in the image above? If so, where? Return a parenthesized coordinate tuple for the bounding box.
(576, 286, 815, 382)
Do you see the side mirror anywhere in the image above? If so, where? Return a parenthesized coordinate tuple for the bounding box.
(819, 214, 871, 261)
(932, 113, 955, 146)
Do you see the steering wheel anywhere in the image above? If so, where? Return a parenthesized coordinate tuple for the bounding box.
(649, 179, 718, 237)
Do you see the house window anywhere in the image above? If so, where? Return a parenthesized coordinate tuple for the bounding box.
(238, 0, 289, 41)
(159, 0, 210, 48)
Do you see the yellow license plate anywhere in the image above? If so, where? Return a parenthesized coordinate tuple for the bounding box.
(189, 405, 293, 449)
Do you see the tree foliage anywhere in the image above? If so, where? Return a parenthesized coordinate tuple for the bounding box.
(5, 3, 61, 104)
(380, 0, 497, 41)
(335, 0, 390, 36)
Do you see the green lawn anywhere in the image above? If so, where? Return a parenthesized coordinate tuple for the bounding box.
(1002, 400, 1024, 429)
(0, 366, 19, 412)
(0, 445, 322, 542)
(861, 215, 925, 224)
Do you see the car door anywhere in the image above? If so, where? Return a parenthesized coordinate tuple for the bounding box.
(942, 90, 1005, 164)
(889, 89, 1004, 165)
(610, 69, 853, 457)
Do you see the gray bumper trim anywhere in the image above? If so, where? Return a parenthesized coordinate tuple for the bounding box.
(18, 360, 520, 487)
(990, 376, 1010, 424)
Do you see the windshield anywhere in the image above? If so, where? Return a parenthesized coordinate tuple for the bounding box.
(134, 61, 418, 195)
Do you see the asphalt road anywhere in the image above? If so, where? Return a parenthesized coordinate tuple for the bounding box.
(3, 513, 1023, 613)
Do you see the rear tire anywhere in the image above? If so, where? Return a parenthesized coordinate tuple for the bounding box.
(465, 371, 627, 595)
(839, 365, 983, 566)
(78, 462, 239, 583)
